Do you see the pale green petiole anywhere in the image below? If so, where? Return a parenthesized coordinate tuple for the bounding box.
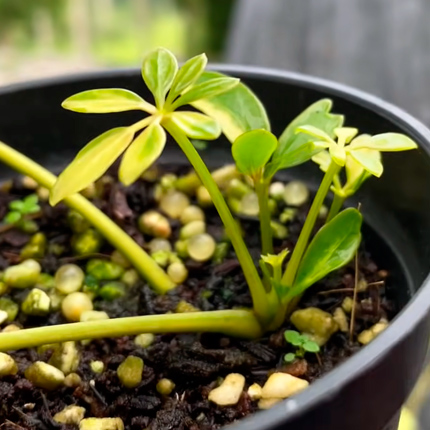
(255, 179, 273, 256)
(0, 310, 262, 351)
(326, 193, 346, 223)
(0, 141, 175, 293)
(282, 161, 341, 287)
(163, 119, 278, 325)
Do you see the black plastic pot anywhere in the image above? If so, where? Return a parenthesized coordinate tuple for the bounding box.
(0, 67, 430, 430)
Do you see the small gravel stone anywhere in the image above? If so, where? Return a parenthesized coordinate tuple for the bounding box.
(117, 356, 144, 388)
(79, 418, 124, 430)
(358, 320, 389, 345)
(25, 361, 65, 390)
(247, 383, 262, 400)
(54, 404, 86, 425)
(333, 307, 349, 332)
(0, 352, 18, 377)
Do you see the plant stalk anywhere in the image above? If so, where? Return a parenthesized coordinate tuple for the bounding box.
(0, 141, 175, 293)
(255, 179, 273, 255)
(0, 310, 262, 351)
(326, 193, 345, 223)
(282, 161, 340, 287)
(163, 119, 276, 325)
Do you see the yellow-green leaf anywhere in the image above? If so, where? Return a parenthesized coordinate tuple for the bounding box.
(348, 148, 383, 177)
(168, 53, 207, 101)
(344, 149, 379, 193)
(312, 149, 331, 172)
(191, 71, 270, 143)
(168, 111, 221, 140)
(351, 132, 418, 152)
(119, 123, 166, 186)
(50, 127, 134, 205)
(141, 48, 178, 108)
(334, 127, 358, 144)
(296, 125, 335, 143)
(61, 89, 155, 114)
(172, 77, 240, 109)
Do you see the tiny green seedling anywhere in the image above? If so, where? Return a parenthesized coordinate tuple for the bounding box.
(2, 194, 40, 233)
(0, 47, 418, 351)
(284, 330, 320, 363)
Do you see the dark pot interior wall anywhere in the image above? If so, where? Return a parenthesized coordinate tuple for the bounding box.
(0, 69, 430, 430)
(0, 69, 429, 296)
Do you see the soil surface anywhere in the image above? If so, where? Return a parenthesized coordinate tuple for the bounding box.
(0, 166, 395, 429)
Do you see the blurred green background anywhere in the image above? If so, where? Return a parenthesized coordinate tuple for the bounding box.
(0, 0, 235, 84)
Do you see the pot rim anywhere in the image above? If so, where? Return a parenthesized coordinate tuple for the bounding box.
(1, 65, 430, 429)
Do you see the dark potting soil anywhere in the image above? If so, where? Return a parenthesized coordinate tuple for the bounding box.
(0, 166, 396, 430)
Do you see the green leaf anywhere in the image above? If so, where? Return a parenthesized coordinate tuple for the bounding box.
(51, 127, 134, 205)
(284, 353, 296, 363)
(266, 99, 344, 177)
(168, 111, 221, 140)
(22, 194, 40, 214)
(232, 129, 277, 177)
(351, 132, 418, 152)
(9, 200, 24, 212)
(289, 208, 362, 297)
(191, 71, 270, 143)
(141, 48, 178, 108)
(284, 330, 303, 346)
(4, 211, 22, 224)
(168, 53, 207, 101)
(303, 341, 320, 353)
(172, 77, 240, 109)
(348, 148, 383, 177)
(119, 123, 166, 186)
(61, 89, 155, 114)
(23, 194, 38, 207)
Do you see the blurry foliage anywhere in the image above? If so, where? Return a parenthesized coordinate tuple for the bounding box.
(0, 0, 235, 68)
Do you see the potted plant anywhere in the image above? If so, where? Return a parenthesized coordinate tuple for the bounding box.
(0, 49, 429, 430)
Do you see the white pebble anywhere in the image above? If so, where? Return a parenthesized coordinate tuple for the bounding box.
(358, 320, 389, 345)
(0, 310, 8, 325)
(283, 181, 309, 206)
(247, 383, 262, 400)
(240, 192, 259, 216)
(258, 398, 282, 409)
(159, 191, 190, 219)
(62, 292, 93, 322)
(261, 372, 309, 399)
(180, 205, 205, 224)
(187, 233, 216, 262)
(208, 373, 245, 406)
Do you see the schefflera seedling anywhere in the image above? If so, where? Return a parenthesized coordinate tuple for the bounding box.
(0, 48, 418, 352)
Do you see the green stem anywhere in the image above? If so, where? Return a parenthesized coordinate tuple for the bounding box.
(163, 119, 275, 325)
(0, 141, 175, 294)
(282, 161, 340, 287)
(255, 179, 273, 255)
(326, 193, 345, 223)
(0, 310, 262, 351)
